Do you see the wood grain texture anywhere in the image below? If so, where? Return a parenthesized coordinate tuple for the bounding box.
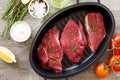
(0, 0, 120, 80)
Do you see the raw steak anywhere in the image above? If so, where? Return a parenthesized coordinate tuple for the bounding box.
(60, 19, 87, 63)
(85, 12, 106, 53)
(37, 27, 63, 73)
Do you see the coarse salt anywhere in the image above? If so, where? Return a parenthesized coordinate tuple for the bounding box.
(28, 0, 49, 18)
(10, 21, 31, 42)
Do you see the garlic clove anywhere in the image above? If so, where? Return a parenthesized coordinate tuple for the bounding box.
(21, 0, 30, 4)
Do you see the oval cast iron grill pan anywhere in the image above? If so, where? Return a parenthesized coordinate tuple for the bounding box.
(29, 2, 115, 79)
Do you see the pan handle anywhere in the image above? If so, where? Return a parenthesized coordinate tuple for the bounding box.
(97, 0, 101, 4)
(76, 0, 101, 4)
(44, 77, 69, 80)
(76, 0, 79, 4)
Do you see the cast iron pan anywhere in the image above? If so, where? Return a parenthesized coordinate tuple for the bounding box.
(29, 2, 115, 79)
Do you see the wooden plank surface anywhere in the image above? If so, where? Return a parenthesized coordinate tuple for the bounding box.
(0, 0, 120, 80)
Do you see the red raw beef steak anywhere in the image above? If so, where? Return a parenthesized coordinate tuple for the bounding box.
(37, 27, 63, 73)
(60, 19, 87, 63)
(85, 12, 106, 53)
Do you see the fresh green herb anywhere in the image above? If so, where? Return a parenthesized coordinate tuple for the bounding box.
(48, 39, 57, 53)
(116, 58, 120, 66)
(50, 56, 58, 62)
(89, 20, 93, 30)
(72, 44, 78, 51)
(16, 4, 28, 21)
(1, 0, 15, 19)
(8, 0, 22, 19)
(1, 0, 29, 37)
(89, 20, 97, 32)
(2, 17, 16, 37)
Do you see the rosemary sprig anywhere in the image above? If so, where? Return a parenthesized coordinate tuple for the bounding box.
(1, 0, 29, 37)
(15, 4, 28, 21)
(1, 0, 15, 19)
(89, 20, 97, 32)
(2, 17, 16, 37)
(72, 44, 78, 51)
(8, 0, 21, 19)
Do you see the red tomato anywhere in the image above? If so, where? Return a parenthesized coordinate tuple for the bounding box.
(112, 34, 120, 47)
(109, 34, 120, 55)
(114, 48, 120, 55)
(95, 62, 109, 78)
(109, 34, 120, 48)
(109, 55, 120, 72)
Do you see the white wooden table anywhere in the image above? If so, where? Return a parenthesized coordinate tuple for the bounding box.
(0, 0, 120, 80)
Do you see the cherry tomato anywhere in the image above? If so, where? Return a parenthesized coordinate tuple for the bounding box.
(109, 34, 120, 55)
(95, 62, 109, 78)
(114, 48, 120, 55)
(109, 55, 120, 72)
(111, 34, 120, 47)
(109, 34, 120, 48)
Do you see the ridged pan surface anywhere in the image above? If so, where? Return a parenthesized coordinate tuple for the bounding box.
(29, 2, 115, 78)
